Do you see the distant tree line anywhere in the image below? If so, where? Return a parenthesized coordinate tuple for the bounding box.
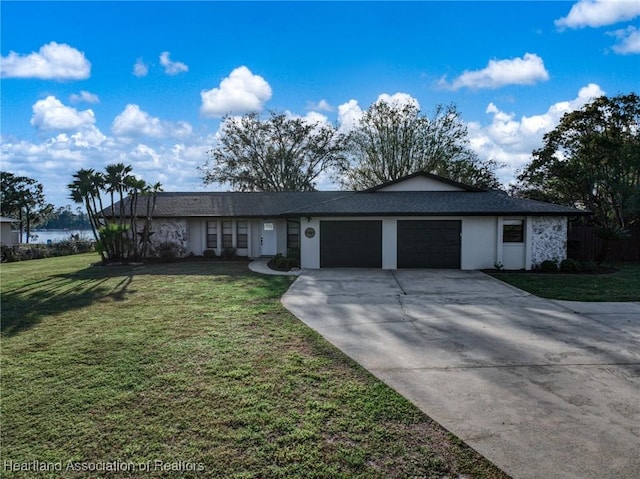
(0, 172, 54, 243)
(39, 205, 92, 230)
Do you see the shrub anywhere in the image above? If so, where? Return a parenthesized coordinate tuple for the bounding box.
(203, 249, 217, 258)
(1, 246, 20, 262)
(540, 259, 559, 273)
(270, 253, 299, 271)
(154, 241, 183, 262)
(221, 247, 236, 259)
(560, 258, 583, 273)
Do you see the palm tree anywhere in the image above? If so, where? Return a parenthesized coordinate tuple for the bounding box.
(104, 163, 133, 226)
(125, 176, 147, 258)
(68, 168, 106, 261)
(140, 182, 163, 258)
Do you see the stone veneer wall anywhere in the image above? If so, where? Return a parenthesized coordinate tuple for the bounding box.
(149, 219, 190, 257)
(530, 216, 567, 267)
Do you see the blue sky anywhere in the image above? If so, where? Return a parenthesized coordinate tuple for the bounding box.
(2, 1, 639, 207)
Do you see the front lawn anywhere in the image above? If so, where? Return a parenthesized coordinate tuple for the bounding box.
(488, 264, 640, 301)
(1, 254, 507, 478)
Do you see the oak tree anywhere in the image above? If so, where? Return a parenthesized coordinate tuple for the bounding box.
(342, 100, 500, 190)
(201, 111, 347, 191)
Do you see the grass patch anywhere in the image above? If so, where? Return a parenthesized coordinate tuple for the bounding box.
(1, 254, 507, 478)
(488, 264, 640, 301)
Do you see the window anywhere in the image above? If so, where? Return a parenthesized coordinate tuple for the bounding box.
(503, 219, 524, 243)
(222, 220, 233, 248)
(206, 221, 217, 249)
(287, 219, 300, 250)
(237, 220, 248, 248)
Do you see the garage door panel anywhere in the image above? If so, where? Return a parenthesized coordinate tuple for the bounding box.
(397, 220, 461, 268)
(320, 221, 382, 268)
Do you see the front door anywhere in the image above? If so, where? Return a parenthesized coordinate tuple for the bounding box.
(261, 221, 277, 256)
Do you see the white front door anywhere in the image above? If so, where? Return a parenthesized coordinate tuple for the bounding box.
(261, 221, 277, 256)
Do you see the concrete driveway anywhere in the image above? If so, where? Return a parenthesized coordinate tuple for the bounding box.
(281, 269, 640, 479)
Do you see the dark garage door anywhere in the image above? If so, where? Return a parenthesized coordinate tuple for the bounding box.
(320, 221, 382, 267)
(397, 220, 461, 268)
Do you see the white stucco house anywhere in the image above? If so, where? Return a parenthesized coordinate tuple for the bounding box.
(119, 172, 589, 270)
(0, 216, 20, 246)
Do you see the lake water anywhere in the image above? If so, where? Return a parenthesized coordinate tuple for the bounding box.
(21, 230, 94, 244)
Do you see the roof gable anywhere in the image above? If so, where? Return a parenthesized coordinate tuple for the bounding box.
(364, 172, 484, 192)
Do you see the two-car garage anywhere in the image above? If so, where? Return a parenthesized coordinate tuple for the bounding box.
(319, 220, 461, 269)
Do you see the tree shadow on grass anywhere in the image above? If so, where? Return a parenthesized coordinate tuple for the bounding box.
(1, 267, 134, 337)
(1, 260, 290, 337)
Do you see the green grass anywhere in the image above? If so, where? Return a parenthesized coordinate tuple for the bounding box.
(489, 264, 640, 301)
(1, 254, 507, 478)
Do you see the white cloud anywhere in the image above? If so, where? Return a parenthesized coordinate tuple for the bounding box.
(1, 42, 91, 80)
(337, 99, 363, 133)
(439, 53, 549, 90)
(133, 58, 149, 77)
(159, 51, 188, 75)
(111, 104, 193, 139)
(375, 92, 420, 110)
(31, 96, 96, 131)
(307, 99, 333, 112)
(69, 91, 100, 104)
(200, 66, 272, 118)
(609, 26, 640, 54)
(467, 83, 606, 183)
(555, 0, 640, 29)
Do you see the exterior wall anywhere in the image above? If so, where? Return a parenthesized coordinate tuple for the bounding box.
(150, 219, 190, 257)
(300, 217, 321, 268)
(531, 216, 568, 267)
(188, 219, 205, 255)
(378, 176, 465, 192)
(1, 223, 19, 246)
(300, 216, 499, 270)
(156, 214, 568, 268)
(496, 217, 527, 270)
(503, 244, 526, 270)
(461, 217, 497, 269)
(177, 218, 289, 258)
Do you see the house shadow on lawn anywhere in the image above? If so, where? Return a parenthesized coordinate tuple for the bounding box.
(1, 259, 288, 337)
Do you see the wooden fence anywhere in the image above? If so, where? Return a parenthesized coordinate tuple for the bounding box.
(567, 224, 640, 263)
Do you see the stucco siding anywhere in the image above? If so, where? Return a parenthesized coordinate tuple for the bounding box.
(300, 218, 321, 268)
(1, 223, 19, 246)
(150, 219, 190, 257)
(461, 217, 497, 269)
(503, 244, 526, 270)
(188, 220, 205, 255)
(531, 216, 567, 267)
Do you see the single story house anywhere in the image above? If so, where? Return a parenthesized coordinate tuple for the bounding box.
(0, 216, 20, 246)
(127, 172, 588, 270)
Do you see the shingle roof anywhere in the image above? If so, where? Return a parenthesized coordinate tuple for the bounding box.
(111, 189, 588, 218)
(283, 190, 588, 216)
(109, 191, 349, 218)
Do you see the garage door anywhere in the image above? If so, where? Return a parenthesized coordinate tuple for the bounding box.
(320, 221, 382, 267)
(397, 220, 461, 268)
